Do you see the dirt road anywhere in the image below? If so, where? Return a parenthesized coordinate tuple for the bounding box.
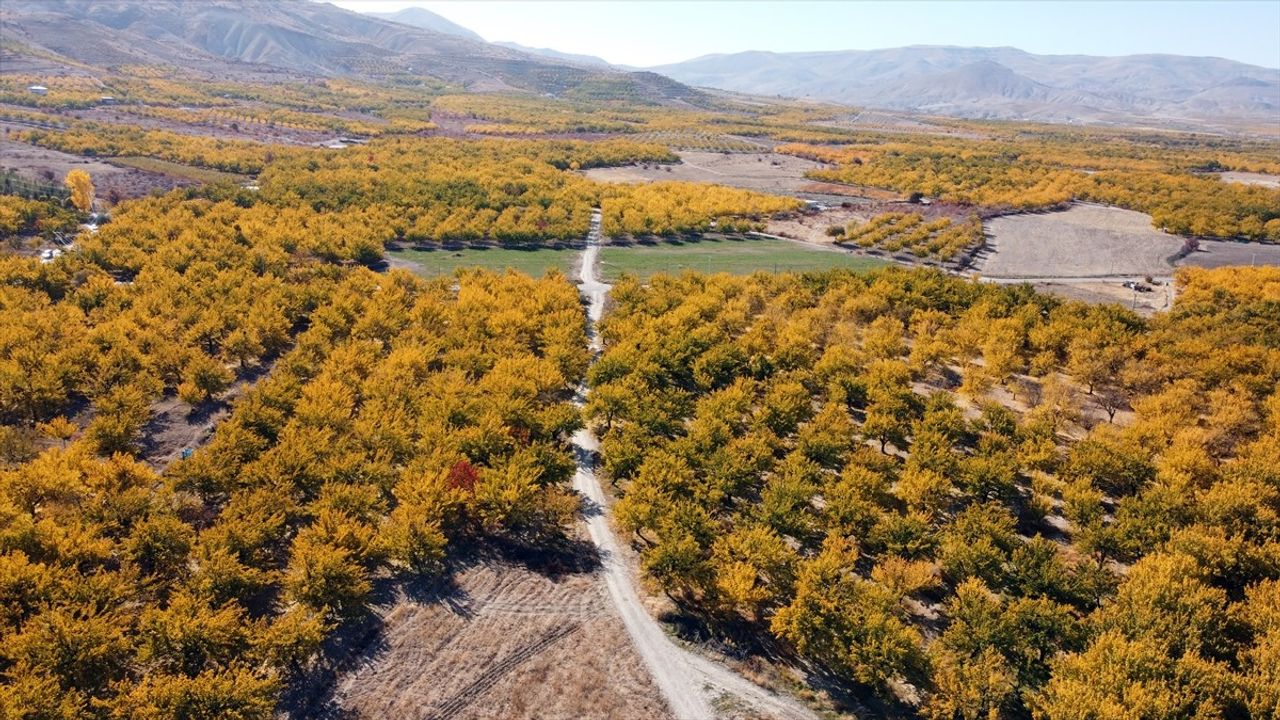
(572, 211, 816, 720)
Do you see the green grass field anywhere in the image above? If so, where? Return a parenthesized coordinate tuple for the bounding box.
(387, 245, 578, 278)
(599, 237, 887, 281)
(108, 156, 249, 185)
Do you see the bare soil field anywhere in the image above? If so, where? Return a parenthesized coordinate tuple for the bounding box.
(0, 137, 189, 200)
(1177, 239, 1280, 269)
(328, 557, 672, 720)
(584, 150, 826, 195)
(981, 204, 1184, 278)
(1020, 280, 1172, 316)
(766, 206, 869, 244)
(1220, 171, 1280, 188)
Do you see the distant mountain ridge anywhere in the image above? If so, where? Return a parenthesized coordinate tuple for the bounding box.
(365, 6, 612, 70)
(494, 42, 611, 69)
(0, 0, 700, 103)
(4, 1, 1275, 127)
(367, 7, 484, 42)
(649, 45, 1280, 123)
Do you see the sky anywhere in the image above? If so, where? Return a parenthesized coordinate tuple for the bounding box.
(330, 0, 1280, 69)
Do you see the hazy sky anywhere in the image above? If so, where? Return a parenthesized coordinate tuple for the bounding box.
(330, 0, 1280, 68)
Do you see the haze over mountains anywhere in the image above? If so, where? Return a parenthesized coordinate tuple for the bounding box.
(372, 5, 1279, 126)
(369, 6, 612, 69)
(651, 46, 1280, 124)
(2, 0, 1275, 126)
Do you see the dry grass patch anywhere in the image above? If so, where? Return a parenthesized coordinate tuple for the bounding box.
(767, 206, 869, 244)
(331, 559, 671, 720)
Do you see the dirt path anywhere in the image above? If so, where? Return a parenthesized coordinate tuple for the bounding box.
(572, 210, 816, 720)
(139, 362, 272, 470)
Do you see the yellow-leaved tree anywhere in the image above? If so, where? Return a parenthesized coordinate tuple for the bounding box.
(65, 169, 94, 213)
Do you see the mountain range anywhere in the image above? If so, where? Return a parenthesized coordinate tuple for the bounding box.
(368, 6, 1280, 125)
(650, 46, 1280, 124)
(367, 6, 611, 69)
(1, 1, 1276, 126)
(0, 0, 698, 102)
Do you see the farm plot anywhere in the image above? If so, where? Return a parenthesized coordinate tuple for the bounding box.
(766, 205, 869, 244)
(0, 137, 187, 200)
(386, 245, 578, 278)
(1178, 239, 1280, 269)
(330, 561, 671, 720)
(628, 131, 767, 153)
(836, 211, 983, 261)
(1220, 171, 1280, 188)
(599, 236, 885, 281)
(981, 203, 1185, 278)
(584, 150, 825, 196)
(108, 156, 249, 185)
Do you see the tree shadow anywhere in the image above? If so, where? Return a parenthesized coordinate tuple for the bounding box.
(657, 601, 920, 719)
(281, 607, 390, 720)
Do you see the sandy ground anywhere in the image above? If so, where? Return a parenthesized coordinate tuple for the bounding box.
(1178, 239, 1280, 269)
(981, 204, 1184, 278)
(0, 136, 188, 201)
(583, 151, 826, 195)
(1220, 171, 1280, 188)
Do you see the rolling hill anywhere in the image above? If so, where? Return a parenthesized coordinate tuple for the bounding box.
(366, 6, 613, 70)
(367, 6, 484, 42)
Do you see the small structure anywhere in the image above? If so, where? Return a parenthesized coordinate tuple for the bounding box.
(27, 85, 48, 96)
(98, 95, 115, 104)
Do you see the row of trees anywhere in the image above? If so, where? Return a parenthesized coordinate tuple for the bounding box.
(835, 212, 984, 261)
(256, 137, 802, 243)
(599, 181, 802, 237)
(11, 123, 303, 175)
(0, 196, 80, 239)
(586, 266, 1280, 717)
(117, 105, 434, 138)
(0, 186, 354, 451)
(0, 254, 591, 715)
(3, 121, 651, 715)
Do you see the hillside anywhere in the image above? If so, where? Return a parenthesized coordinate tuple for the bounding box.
(495, 42, 612, 69)
(0, 0, 699, 102)
(367, 6, 484, 42)
(651, 45, 1280, 124)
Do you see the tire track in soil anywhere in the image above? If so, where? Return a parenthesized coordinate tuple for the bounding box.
(421, 622, 582, 720)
